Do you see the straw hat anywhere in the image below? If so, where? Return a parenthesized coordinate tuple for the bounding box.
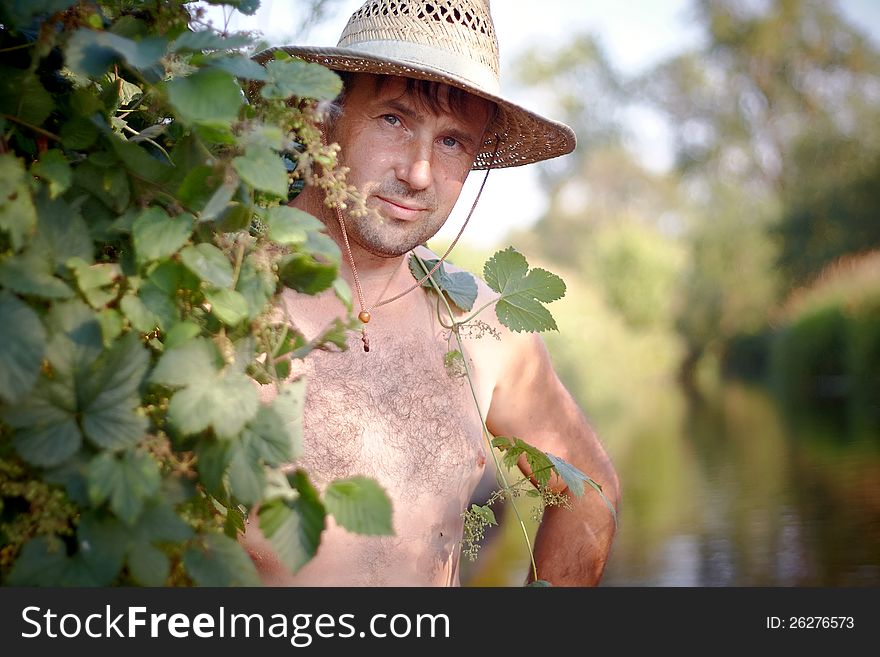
(253, 0, 576, 169)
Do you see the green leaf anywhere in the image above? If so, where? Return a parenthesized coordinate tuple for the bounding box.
(120, 293, 160, 333)
(224, 505, 247, 538)
(545, 452, 618, 525)
(124, 499, 193, 585)
(232, 146, 289, 198)
(205, 287, 249, 326)
(0, 252, 74, 298)
(333, 278, 353, 310)
(136, 499, 195, 543)
(206, 54, 269, 81)
(0, 153, 37, 251)
(75, 513, 129, 584)
(43, 453, 90, 507)
(0, 0, 78, 31)
(492, 436, 554, 488)
(79, 332, 149, 451)
(167, 372, 260, 438)
(259, 470, 326, 573)
(127, 541, 170, 586)
(65, 29, 167, 77)
(324, 476, 393, 536)
(67, 258, 120, 309)
(263, 205, 324, 245)
(44, 299, 104, 377)
(199, 178, 239, 223)
(0, 293, 47, 403)
(109, 73, 143, 107)
(151, 337, 220, 388)
(179, 243, 234, 288)
(261, 59, 342, 101)
(132, 208, 193, 265)
(87, 450, 161, 525)
(106, 133, 172, 184)
(229, 0, 260, 15)
(0, 68, 54, 126)
(137, 282, 177, 331)
(5, 379, 81, 468)
(483, 247, 566, 332)
(163, 321, 201, 349)
(408, 255, 478, 312)
(278, 251, 337, 295)
(148, 258, 201, 295)
(6, 537, 69, 586)
(470, 503, 497, 526)
(32, 194, 92, 268)
(544, 452, 587, 498)
(241, 404, 292, 466)
(60, 116, 99, 149)
(72, 159, 130, 212)
(235, 257, 275, 320)
(183, 533, 261, 586)
(97, 308, 124, 345)
(166, 68, 243, 127)
(176, 165, 221, 213)
(270, 379, 305, 461)
(32, 150, 72, 198)
(195, 440, 231, 498)
(226, 437, 265, 505)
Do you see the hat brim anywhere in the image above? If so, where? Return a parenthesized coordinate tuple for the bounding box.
(253, 46, 576, 169)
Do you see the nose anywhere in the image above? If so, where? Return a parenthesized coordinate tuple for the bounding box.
(395, 141, 432, 190)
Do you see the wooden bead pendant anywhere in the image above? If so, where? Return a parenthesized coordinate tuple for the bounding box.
(358, 310, 371, 324)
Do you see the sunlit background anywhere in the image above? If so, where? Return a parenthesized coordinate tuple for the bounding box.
(205, 0, 880, 586)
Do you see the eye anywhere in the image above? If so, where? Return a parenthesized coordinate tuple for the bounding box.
(441, 136, 459, 148)
(382, 114, 400, 126)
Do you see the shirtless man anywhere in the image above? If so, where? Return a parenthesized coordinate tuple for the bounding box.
(241, 0, 619, 586)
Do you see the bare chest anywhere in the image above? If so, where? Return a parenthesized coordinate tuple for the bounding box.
(293, 321, 487, 504)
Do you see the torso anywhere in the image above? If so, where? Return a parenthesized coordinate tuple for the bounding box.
(241, 251, 500, 585)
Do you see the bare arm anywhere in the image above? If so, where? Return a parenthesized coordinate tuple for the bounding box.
(484, 332, 620, 586)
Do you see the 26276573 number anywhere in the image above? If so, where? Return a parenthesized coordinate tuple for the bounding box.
(766, 616, 854, 629)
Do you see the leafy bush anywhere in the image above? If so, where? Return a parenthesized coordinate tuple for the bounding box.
(769, 251, 880, 406)
(0, 0, 393, 586)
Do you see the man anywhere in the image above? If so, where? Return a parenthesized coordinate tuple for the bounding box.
(241, 0, 619, 586)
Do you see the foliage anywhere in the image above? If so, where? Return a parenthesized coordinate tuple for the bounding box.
(482, 247, 565, 333)
(769, 251, 880, 408)
(775, 151, 880, 286)
(0, 0, 393, 586)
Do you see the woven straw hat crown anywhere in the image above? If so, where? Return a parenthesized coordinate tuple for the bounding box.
(254, 0, 576, 168)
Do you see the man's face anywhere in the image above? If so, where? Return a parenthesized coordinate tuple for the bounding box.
(327, 73, 494, 258)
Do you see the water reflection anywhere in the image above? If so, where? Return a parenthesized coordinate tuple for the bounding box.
(462, 383, 880, 586)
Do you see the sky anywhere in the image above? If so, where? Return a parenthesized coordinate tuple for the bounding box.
(203, 0, 880, 247)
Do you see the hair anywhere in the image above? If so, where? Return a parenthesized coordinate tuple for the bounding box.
(324, 71, 496, 127)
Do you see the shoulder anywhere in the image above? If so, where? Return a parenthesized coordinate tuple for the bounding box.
(413, 245, 548, 382)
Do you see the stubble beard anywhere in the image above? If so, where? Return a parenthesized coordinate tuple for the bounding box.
(345, 182, 446, 258)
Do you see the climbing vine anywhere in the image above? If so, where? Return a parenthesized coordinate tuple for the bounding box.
(0, 0, 389, 586)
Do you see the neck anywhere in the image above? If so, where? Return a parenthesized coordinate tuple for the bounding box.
(289, 189, 409, 298)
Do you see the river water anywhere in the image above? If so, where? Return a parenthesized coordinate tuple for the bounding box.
(462, 383, 880, 586)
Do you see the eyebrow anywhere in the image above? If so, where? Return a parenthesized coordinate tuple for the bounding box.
(384, 99, 480, 151)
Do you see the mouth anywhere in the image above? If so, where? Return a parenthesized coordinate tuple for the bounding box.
(374, 196, 428, 221)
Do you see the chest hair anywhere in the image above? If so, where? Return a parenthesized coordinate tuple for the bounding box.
(295, 328, 486, 501)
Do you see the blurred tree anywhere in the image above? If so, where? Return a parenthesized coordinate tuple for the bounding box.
(641, 0, 880, 287)
(776, 140, 880, 285)
(507, 0, 880, 389)
(642, 0, 880, 193)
